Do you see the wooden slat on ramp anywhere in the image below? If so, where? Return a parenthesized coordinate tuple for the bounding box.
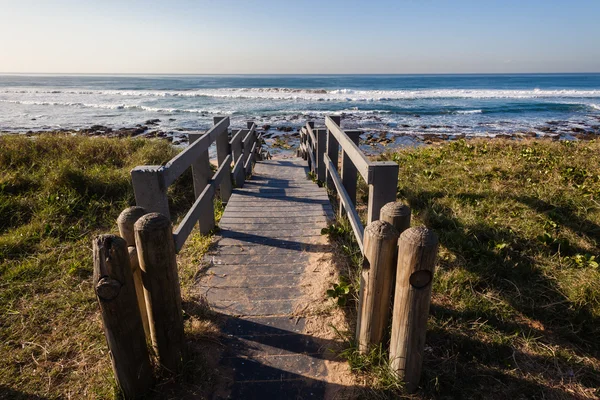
(199, 159, 340, 399)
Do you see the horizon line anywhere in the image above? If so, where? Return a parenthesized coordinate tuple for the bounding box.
(1, 72, 600, 77)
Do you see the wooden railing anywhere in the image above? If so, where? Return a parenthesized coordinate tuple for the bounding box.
(93, 117, 264, 397)
(130, 117, 263, 252)
(299, 116, 399, 253)
(301, 116, 440, 392)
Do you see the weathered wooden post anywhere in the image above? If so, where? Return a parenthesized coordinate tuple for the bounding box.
(131, 166, 170, 219)
(390, 227, 438, 393)
(93, 234, 153, 397)
(215, 117, 233, 203)
(367, 162, 399, 223)
(230, 129, 244, 165)
(326, 116, 341, 190)
(307, 122, 316, 170)
(117, 206, 150, 339)
(339, 129, 361, 218)
(134, 213, 184, 373)
(316, 128, 327, 183)
(189, 132, 215, 234)
(380, 201, 411, 235)
(356, 220, 400, 353)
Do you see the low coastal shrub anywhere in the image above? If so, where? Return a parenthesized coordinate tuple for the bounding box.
(325, 138, 600, 399)
(0, 135, 214, 399)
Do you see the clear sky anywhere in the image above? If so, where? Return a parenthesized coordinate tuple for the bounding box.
(1, 0, 599, 74)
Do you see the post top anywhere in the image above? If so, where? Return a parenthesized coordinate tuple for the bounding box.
(117, 206, 148, 225)
(381, 202, 411, 217)
(399, 226, 438, 247)
(134, 212, 171, 232)
(365, 220, 399, 240)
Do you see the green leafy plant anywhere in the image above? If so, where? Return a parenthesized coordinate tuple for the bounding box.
(326, 276, 351, 306)
(567, 254, 599, 269)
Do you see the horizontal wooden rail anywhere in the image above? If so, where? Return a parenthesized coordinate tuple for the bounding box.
(325, 116, 371, 183)
(324, 154, 365, 252)
(132, 117, 262, 253)
(306, 123, 317, 148)
(173, 154, 231, 251)
(301, 116, 399, 253)
(162, 117, 229, 187)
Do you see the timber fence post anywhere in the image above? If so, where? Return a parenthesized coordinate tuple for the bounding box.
(134, 213, 184, 373)
(93, 234, 153, 397)
(117, 206, 150, 339)
(131, 166, 170, 219)
(316, 128, 327, 183)
(326, 116, 341, 191)
(380, 201, 411, 234)
(390, 227, 438, 393)
(308, 122, 316, 171)
(189, 132, 215, 234)
(215, 117, 232, 203)
(339, 129, 361, 218)
(367, 162, 399, 223)
(356, 220, 400, 353)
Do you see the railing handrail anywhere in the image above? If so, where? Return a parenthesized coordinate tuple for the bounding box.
(161, 117, 230, 187)
(325, 116, 371, 183)
(131, 118, 262, 253)
(300, 116, 399, 253)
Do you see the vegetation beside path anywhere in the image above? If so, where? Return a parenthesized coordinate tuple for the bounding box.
(2, 134, 600, 399)
(325, 138, 600, 399)
(0, 135, 217, 399)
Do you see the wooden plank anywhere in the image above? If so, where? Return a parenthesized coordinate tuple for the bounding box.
(223, 211, 330, 218)
(189, 133, 212, 200)
(306, 123, 317, 147)
(325, 154, 364, 252)
(163, 117, 229, 186)
(230, 129, 246, 164)
(232, 158, 245, 187)
(173, 182, 216, 251)
(340, 130, 361, 218)
(325, 116, 370, 183)
(220, 216, 329, 224)
(212, 154, 232, 187)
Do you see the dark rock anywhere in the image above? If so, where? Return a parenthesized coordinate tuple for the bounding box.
(571, 127, 586, 133)
(169, 118, 176, 121)
(145, 119, 161, 125)
(262, 124, 271, 131)
(574, 132, 599, 140)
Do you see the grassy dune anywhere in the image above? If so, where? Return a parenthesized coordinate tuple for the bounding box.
(0, 135, 215, 399)
(328, 138, 600, 398)
(2, 135, 599, 399)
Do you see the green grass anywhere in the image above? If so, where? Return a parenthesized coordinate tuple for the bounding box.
(325, 138, 600, 399)
(0, 135, 215, 399)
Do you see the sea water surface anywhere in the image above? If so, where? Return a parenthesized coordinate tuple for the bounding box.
(1, 74, 599, 139)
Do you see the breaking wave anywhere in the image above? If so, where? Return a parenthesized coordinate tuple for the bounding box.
(3, 87, 600, 102)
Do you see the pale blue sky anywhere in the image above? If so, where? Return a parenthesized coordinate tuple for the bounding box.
(0, 0, 598, 74)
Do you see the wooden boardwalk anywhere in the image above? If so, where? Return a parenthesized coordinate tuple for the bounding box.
(199, 159, 345, 399)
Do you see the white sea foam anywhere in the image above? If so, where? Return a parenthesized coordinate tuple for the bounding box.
(0, 99, 231, 114)
(591, 104, 600, 111)
(456, 109, 483, 114)
(3, 87, 600, 101)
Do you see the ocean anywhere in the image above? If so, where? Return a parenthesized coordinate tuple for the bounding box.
(1, 73, 599, 144)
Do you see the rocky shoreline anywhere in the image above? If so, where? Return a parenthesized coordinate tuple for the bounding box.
(4, 114, 600, 157)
